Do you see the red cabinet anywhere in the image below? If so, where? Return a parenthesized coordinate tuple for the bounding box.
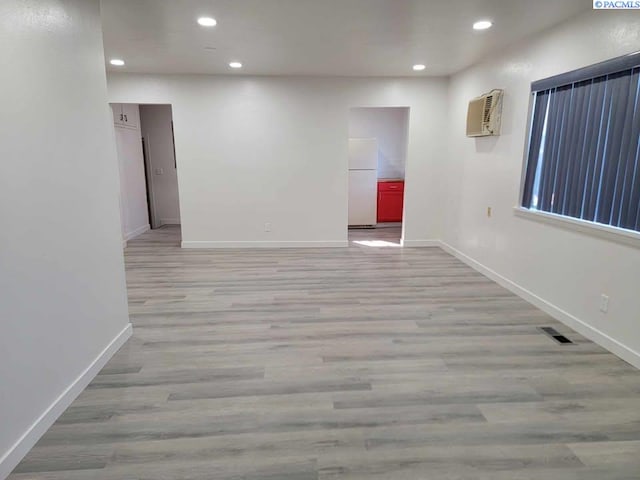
(377, 181, 404, 222)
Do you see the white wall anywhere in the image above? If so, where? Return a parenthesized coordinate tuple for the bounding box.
(349, 107, 409, 179)
(112, 104, 150, 240)
(140, 105, 181, 226)
(107, 75, 449, 246)
(0, 1, 131, 477)
(444, 10, 640, 367)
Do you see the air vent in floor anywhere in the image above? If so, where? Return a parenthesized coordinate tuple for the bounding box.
(539, 326, 574, 344)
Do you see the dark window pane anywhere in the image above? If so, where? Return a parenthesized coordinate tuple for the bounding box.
(522, 56, 640, 234)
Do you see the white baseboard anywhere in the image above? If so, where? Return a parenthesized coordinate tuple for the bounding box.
(159, 218, 180, 226)
(0, 323, 132, 479)
(401, 239, 441, 247)
(123, 224, 150, 241)
(182, 240, 348, 249)
(438, 241, 640, 370)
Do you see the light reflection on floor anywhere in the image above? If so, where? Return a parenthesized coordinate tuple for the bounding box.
(348, 225, 402, 247)
(352, 239, 401, 247)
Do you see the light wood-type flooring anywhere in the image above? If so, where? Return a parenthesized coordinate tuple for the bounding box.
(9, 225, 640, 479)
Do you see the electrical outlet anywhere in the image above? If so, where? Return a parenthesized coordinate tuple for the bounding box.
(599, 294, 609, 313)
(487, 207, 492, 218)
(155, 168, 164, 175)
(264, 222, 272, 232)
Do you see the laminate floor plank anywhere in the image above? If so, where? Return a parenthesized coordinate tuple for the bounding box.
(9, 226, 640, 479)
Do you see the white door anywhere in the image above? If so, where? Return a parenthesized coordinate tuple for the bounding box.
(349, 138, 378, 170)
(122, 104, 139, 129)
(111, 104, 124, 126)
(114, 125, 128, 238)
(115, 127, 149, 238)
(348, 170, 377, 226)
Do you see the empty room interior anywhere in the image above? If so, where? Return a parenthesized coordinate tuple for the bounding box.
(2, 1, 640, 479)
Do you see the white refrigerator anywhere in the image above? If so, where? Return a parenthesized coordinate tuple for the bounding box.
(348, 138, 378, 226)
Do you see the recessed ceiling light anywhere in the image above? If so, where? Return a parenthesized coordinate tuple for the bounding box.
(413, 64, 426, 71)
(109, 59, 125, 66)
(229, 62, 242, 69)
(473, 20, 493, 30)
(197, 17, 217, 27)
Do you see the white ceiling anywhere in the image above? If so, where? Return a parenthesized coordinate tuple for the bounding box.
(101, 0, 591, 77)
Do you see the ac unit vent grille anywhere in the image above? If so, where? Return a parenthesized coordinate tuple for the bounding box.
(483, 96, 493, 123)
(466, 89, 504, 137)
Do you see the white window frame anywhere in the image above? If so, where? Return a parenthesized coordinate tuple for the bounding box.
(515, 55, 640, 250)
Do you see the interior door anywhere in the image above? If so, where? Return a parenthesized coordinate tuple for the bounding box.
(141, 137, 158, 229)
(111, 104, 124, 126)
(122, 104, 139, 129)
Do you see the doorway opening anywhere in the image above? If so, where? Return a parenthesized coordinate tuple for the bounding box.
(111, 103, 182, 247)
(347, 107, 409, 247)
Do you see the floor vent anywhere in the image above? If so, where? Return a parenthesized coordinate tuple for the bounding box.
(539, 326, 574, 344)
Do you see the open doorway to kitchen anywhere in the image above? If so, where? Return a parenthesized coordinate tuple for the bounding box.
(111, 103, 182, 247)
(347, 106, 409, 247)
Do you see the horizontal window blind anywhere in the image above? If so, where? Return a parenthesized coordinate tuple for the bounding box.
(522, 58, 640, 233)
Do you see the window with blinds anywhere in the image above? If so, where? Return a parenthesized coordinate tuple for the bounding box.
(521, 53, 640, 233)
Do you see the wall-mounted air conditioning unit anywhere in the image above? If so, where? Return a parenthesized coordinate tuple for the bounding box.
(466, 89, 504, 137)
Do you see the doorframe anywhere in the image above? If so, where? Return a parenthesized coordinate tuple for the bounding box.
(347, 105, 410, 238)
(140, 135, 159, 229)
(138, 103, 181, 232)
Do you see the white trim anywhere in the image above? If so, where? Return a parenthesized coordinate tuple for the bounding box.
(182, 240, 348, 249)
(514, 207, 640, 249)
(401, 239, 441, 247)
(438, 240, 640, 370)
(159, 218, 180, 226)
(517, 92, 537, 206)
(0, 323, 133, 479)
(123, 224, 150, 241)
(122, 239, 128, 249)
